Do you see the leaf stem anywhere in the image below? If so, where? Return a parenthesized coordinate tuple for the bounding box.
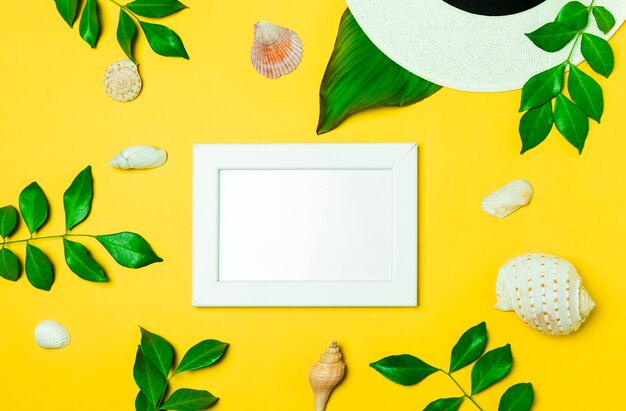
(107, 0, 142, 23)
(439, 370, 485, 411)
(1, 233, 95, 246)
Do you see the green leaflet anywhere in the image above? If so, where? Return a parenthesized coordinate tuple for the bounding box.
(79, 0, 100, 48)
(0, 205, 18, 238)
(159, 389, 218, 411)
(134, 346, 168, 408)
(0, 248, 20, 282)
(19, 182, 48, 234)
(519, 64, 565, 111)
(117, 10, 137, 63)
(127, 0, 188, 18)
(140, 21, 189, 59)
(525, 22, 577, 52)
(135, 391, 153, 411)
(370, 354, 438, 386)
(554, 93, 589, 154)
(140, 327, 175, 378)
(449, 322, 487, 373)
(581, 33, 614, 77)
(498, 383, 534, 411)
(592, 6, 616, 34)
(25, 244, 54, 291)
(64, 165, 93, 231)
(54, 0, 80, 27)
(317, 8, 441, 134)
(470, 344, 513, 395)
(174, 340, 229, 375)
(568, 65, 603, 122)
(519, 101, 554, 154)
(423, 397, 463, 411)
(556, 2, 589, 30)
(63, 239, 107, 282)
(96, 232, 163, 268)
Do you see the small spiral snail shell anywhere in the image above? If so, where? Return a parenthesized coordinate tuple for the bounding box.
(309, 341, 345, 411)
(104, 59, 142, 102)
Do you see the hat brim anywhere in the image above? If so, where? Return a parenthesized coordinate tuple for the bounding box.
(346, 0, 626, 92)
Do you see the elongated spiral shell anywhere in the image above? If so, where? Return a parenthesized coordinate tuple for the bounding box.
(495, 253, 595, 336)
(35, 320, 71, 349)
(109, 145, 167, 170)
(251, 21, 303, 79)
(104, 60, 142, 102)
(481, 179, 533, 219)
(309, 341, 345, 411)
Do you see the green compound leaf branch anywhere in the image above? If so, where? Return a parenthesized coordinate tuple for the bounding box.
(0, 166, 162, 291)
(370, 322, 534, 411)
(519, 0, 616, 154)
(53, 0, 189, 63)
(317, 8, 441, 134)
(134, 327, 228, 411)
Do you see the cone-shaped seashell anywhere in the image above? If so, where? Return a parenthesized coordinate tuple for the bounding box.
(251, 21, 303, 79)
(495, 253, 595, 336)
(309, 340, 345, 411)
(481, 179, 533, 219)
(109, 145, 167, 170)
(35, 320, 71, 349)
(104, 59, 142, 102)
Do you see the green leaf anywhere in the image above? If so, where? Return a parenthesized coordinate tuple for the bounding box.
(556, 2, 589, 30)
(127, 0, 188, 18)
(0, 205, 18, 238)
(19, 182, 48, 234)
(79, 0, 100, 48)
(470, 344, 513, 395)
(174, 339, 229, 375)
(64, 166, 93, 231)
(96, 232, 162, 268)
(519, 64, 565, 111)
(25, 244, 54, 291)
(520, 101, 554, 154)
(117, 10, 137, 63)
(0, 248, 20, 282)
(525, 22, 577, 52)
(63, 239, 107, 282)
(449, 322, 488, 372)
(54, 0, 80, 27)
(498, 383, 534, 411)
(135, 391, 153, 411)
(568, 65, 603, 122)
(423, 397, 464, 411)
(133, 346, 167, 408)
(592, 6, 616, 34)
(160, 389, 218, 411)
(140, 327, 174, 378)
(140, 21, 189, 59)
(581, 33, 614, 77)
(317, 9, 441, 134)
(554, 93, 589, 154)
(369, 354, 438, 386)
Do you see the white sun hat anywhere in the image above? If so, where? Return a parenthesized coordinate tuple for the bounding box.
(345, 0, 625, 92)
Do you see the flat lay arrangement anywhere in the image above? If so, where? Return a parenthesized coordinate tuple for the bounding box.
(1, 0, 625, 410)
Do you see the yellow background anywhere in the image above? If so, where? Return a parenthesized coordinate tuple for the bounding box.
(1, 1, 625, 410)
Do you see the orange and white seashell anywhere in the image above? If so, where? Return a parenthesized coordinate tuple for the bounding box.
(250, 21, 303, 79)
(104, 59, 142, 102)
(309, 340, 345, 411)
(495, 253, 595, 336)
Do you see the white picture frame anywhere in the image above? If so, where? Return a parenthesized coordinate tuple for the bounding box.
(192, 143, 417, 307)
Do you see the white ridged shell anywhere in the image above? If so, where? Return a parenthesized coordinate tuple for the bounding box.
(481, 179, 533, 219)
(109, 145, 167, 170)
(35, 320, 71, 349)
(495, 253, 595, 336)
(104, 59, 142, 102)
(251, 21, 303, 79)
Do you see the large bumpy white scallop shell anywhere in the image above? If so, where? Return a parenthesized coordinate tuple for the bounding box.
(250, 21, 303, 79)
(35, 320, 71, 349)
(495, 253, 595, 336)
(109, 145, 167, 170)
(104, 59, 142, 102)
(481, 179, 533, 219)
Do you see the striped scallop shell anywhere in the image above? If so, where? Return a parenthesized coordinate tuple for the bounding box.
(35, 320, 71, 349)
(104, 59, 142, 102)
(251, 21, 303, 79)
(495, 253, 595, 336)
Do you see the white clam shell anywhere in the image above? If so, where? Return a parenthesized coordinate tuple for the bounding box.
(481, 179, 533, 219)
(251, 21, 303, 79)
(104, 59, 142, 102)
(109, 145, 167, 170)
(35, 320, 71, 349)
(495, 253, 595, 336)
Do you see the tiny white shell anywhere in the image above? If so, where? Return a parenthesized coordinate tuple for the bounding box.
(481, 179, 533, 219)
(109, 145, 167, 170)
(495, 253, 595, 336)
(251, 21, 303, 79)
(104, 59, 142, 102)
(35, 320, 71, 349)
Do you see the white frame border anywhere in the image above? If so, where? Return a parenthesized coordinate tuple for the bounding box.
(192, 144, 417, 307)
